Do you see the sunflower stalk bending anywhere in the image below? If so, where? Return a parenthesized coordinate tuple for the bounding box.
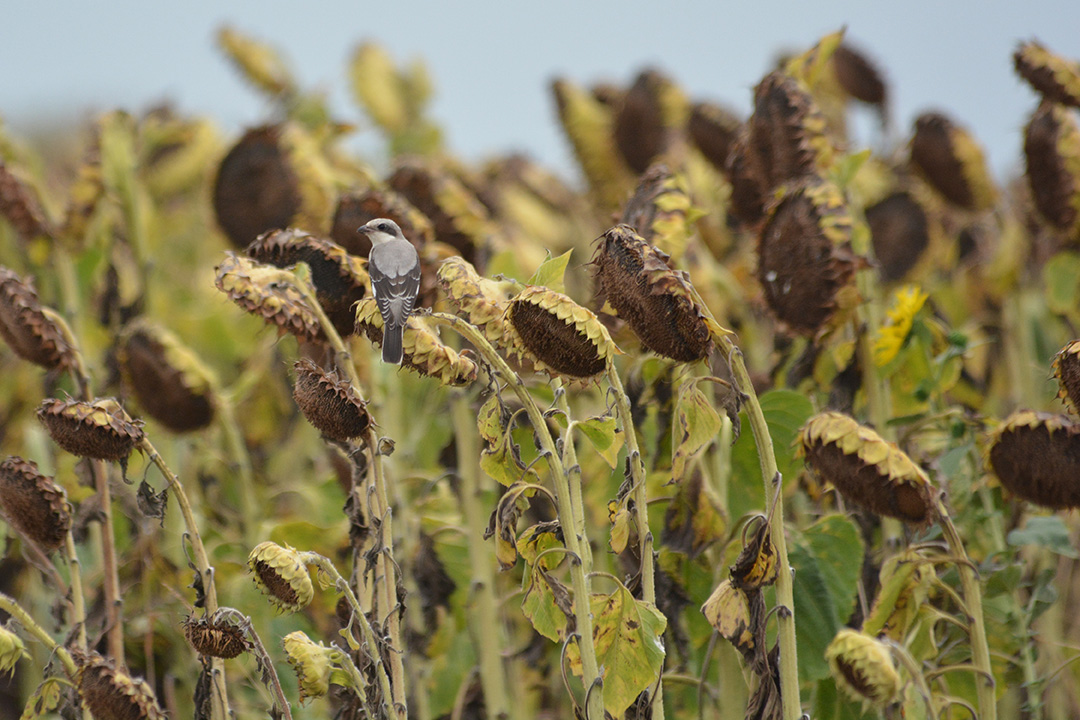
(427, 312, 605, 720)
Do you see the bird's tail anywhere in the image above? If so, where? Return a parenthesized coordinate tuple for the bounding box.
(382, 324, 404, 365)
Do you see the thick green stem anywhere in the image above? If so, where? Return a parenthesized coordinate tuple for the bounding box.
(936, 501, 996, 720)
(428, 313, 604, 720)
(0, 592, 78, 680)
(302, 553, 400, 719)
(139, 439, 229, 720)
(452, 393, 514, 720)
(606, 364, 665, 720)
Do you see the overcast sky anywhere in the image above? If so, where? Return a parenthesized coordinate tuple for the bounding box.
(3, 1, 1079, 182)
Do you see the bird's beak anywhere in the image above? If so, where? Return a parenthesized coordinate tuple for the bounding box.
(356, 225, 372, 235)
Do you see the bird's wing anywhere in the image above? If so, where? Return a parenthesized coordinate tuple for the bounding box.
(370, 242, 421, 328)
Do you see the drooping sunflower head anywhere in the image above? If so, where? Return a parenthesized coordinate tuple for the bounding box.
(282, 631, 334, 702)
(620, 163, 698, 261)
(872, 285, 929, 366)
(37, 398, 144, 462)
(214, 252, 324, 343)
(292, 358, 372, 443)
(247, 541, 314, 613)
(987, 411, 1080, 510)
(436, 256, 514, 346)
(825, 629, 901, 708)
(687, 102, 741, 174)
(117, 319, 217, 433)
(0, 456, 71, 552)
(507, 285, 619, 383)
(612, 68, 688, 174)
(1053, 340, 1080, 414)
(865, 192, 932, 283)
(749, 71, 834, 189)
(330, 186, 435, 256)
(591, 224, 711, 363)
(1014, 40, 1080, 108)
(910, 112, 997, 211)
(183, 613, 250, 660)
(77, 651, 166, 720)
(798, 412, 938, 526)
(830, 43, 888, 109)
(0, 267, 72, 371)
(1023, 101, 1080, 238)
(354, 298, 478, 386)
(0, 163, 53, 244)
(756, 176, 859, 336)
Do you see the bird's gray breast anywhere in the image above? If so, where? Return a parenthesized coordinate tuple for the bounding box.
(370, 241, 419, 278)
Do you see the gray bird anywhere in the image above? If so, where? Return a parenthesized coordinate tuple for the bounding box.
(358, 218, 421, 364)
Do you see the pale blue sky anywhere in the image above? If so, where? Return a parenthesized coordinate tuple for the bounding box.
(3, 1, 1078, 181)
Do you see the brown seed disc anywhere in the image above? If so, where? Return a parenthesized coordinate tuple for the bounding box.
(831, 44, 887, 106)
(1014, 41, 1080, 109)
(910, 113, 975, 209)
(613, 69, 671, 174)
(0, 456, 71, 551)
(251, 558, 302, 609)
(865, 192, 930, 283)
(1054, 341, 1080, 414)
(78, 652, 166, 720)
(387, 160, 484, 267)
(757, 179, 855, 335)
(119, 327, 215, 433)
(592, 225, 711, 362)
(1024, 101, 1079, 232)
(724, 128, 768, 227)
(37, 398, 144, 461)
(183, 615, 249, 659)
(802, 437, 934, 524)
(0, 163, 53, 243)
(988, 413, 1080, 509)
(293, 358, 371, 442)
(212, 125, 301, 248)
(329, 187, 434, 256)
(214, 252, 324, 343)
(246, 228, 368, 337)
(0, 268, 71, 370)
(749, 72, 827, 188)
(688, 102, 741, 173)
(509, 299, 607, 379)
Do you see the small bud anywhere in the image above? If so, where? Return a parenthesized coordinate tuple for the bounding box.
(0, 626, 27, 674)
(247, 541, 314, 613)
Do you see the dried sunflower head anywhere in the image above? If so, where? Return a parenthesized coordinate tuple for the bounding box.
(0, 162, 53, 243)
(749, 71, 834, 190)
(436, 256, 514, 346)
(214, 252, 323, 343)
(987, 411, 1080, 509)
(688, 102, 741, 174)
(0, 268, 72, 371)
(183, 613, 249, 659)
(354, 297, 477, 386)
(613, 68, 686, 174)
(798, 412, 938, 526)
(282, 631, 333, 702)
(1014, 40, 1080, 108)
(591, 225, 711, 362)
(77, 651, 166, 720)
(757, 176, 859, 336)
(293, 358, 372, 442)
(330, 186, 434, 256)
(910, 112, 997, 211)
(117, 320, 217, 433)
(0, 456, 71, 552)
(37, 398, 144, 462)
(213, 125, 301, 248)
(1053, 340, 1080, 414)
(507, 285, 619, 383)
(247, 541, 314, 613)
(865, 192, 931, 283)
(825, 629, 901, 708)
(620, 163, 698, 261)
(1024, 101, 1080, 237)
(723, 126, 768, 228)
(830, 43, 888, 108)
(246, 227, 369, 337)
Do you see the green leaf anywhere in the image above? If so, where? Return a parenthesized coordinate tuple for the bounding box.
(729, 389, 814, 518)
(789, 514, 864, 683)
(671, 379, 722, 481)
(521, 564, 573, 642)
(480, 429, 532, 487)
(1008, 516, 1080, 558)
(1043, 251, 1080, 315)
(21, 678, 64, 720)
(517, 522, 565, 571)
(812, 677, 878, 720)
(527, 249, 572, 294)
(574, 415, 624, 468)
(477, 394, 503, 445)
(589, 583, 667, 718)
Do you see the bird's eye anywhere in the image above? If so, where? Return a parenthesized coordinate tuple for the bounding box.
(378, 222, 390, 232)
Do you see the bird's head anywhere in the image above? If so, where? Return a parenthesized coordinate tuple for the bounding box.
(357, 218, 405, 247)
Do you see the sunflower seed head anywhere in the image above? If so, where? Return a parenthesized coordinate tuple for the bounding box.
(987, 411, 1080, 510)
(37, 398, 144, 462)
(293, 358, 371, 442)
(214, 252, 324, 343)
(247, 541, 314, 613)
(0, 456, 71, 552)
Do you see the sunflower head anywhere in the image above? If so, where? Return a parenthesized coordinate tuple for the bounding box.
(282, 631, 334, 702)
(354, 298, 478, 386)
(507, 285, 619, 383)
(37, 398, 144, 462)
(910, 112, 997, 211)
(1024, 101, 1080, 238)
(987, 411, 1080, 510)
(749, 71, 834, 189)
(117, 319, 217, 433)
(865, 192, 931, 283)
(436, 256, 514, 346)
(0, 163, 53, 243)
(620, 163, 698, 261)
(825, 629, 901, 708)
(0, 456, 71, 552)
(687, 102, 741, 174)
(183, 613, 250, 659)
(798, 412, 938, 526)
(214, 252, 324, 343)
(613, 68, 687, 174)
(77, 651, 166, 720)
(831, 43, 888, 108)
(1014, 40, 1080, 108)
(1053, 340, 1080, 414)
(330, 186, 434, 256)
(247, 541, 314, 613)
(0, 267, 72, 371)
(873, 285, 929, 366)
(293, 358, 372, 443)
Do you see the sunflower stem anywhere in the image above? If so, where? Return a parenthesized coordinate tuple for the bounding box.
(63, 532, 88, 652)
(216, 607, 293, 720)
(0, 591, 78, 681)
(428, 312, 605, 720)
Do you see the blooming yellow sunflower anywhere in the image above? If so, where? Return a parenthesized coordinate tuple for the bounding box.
(873, 285, 929, 366)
